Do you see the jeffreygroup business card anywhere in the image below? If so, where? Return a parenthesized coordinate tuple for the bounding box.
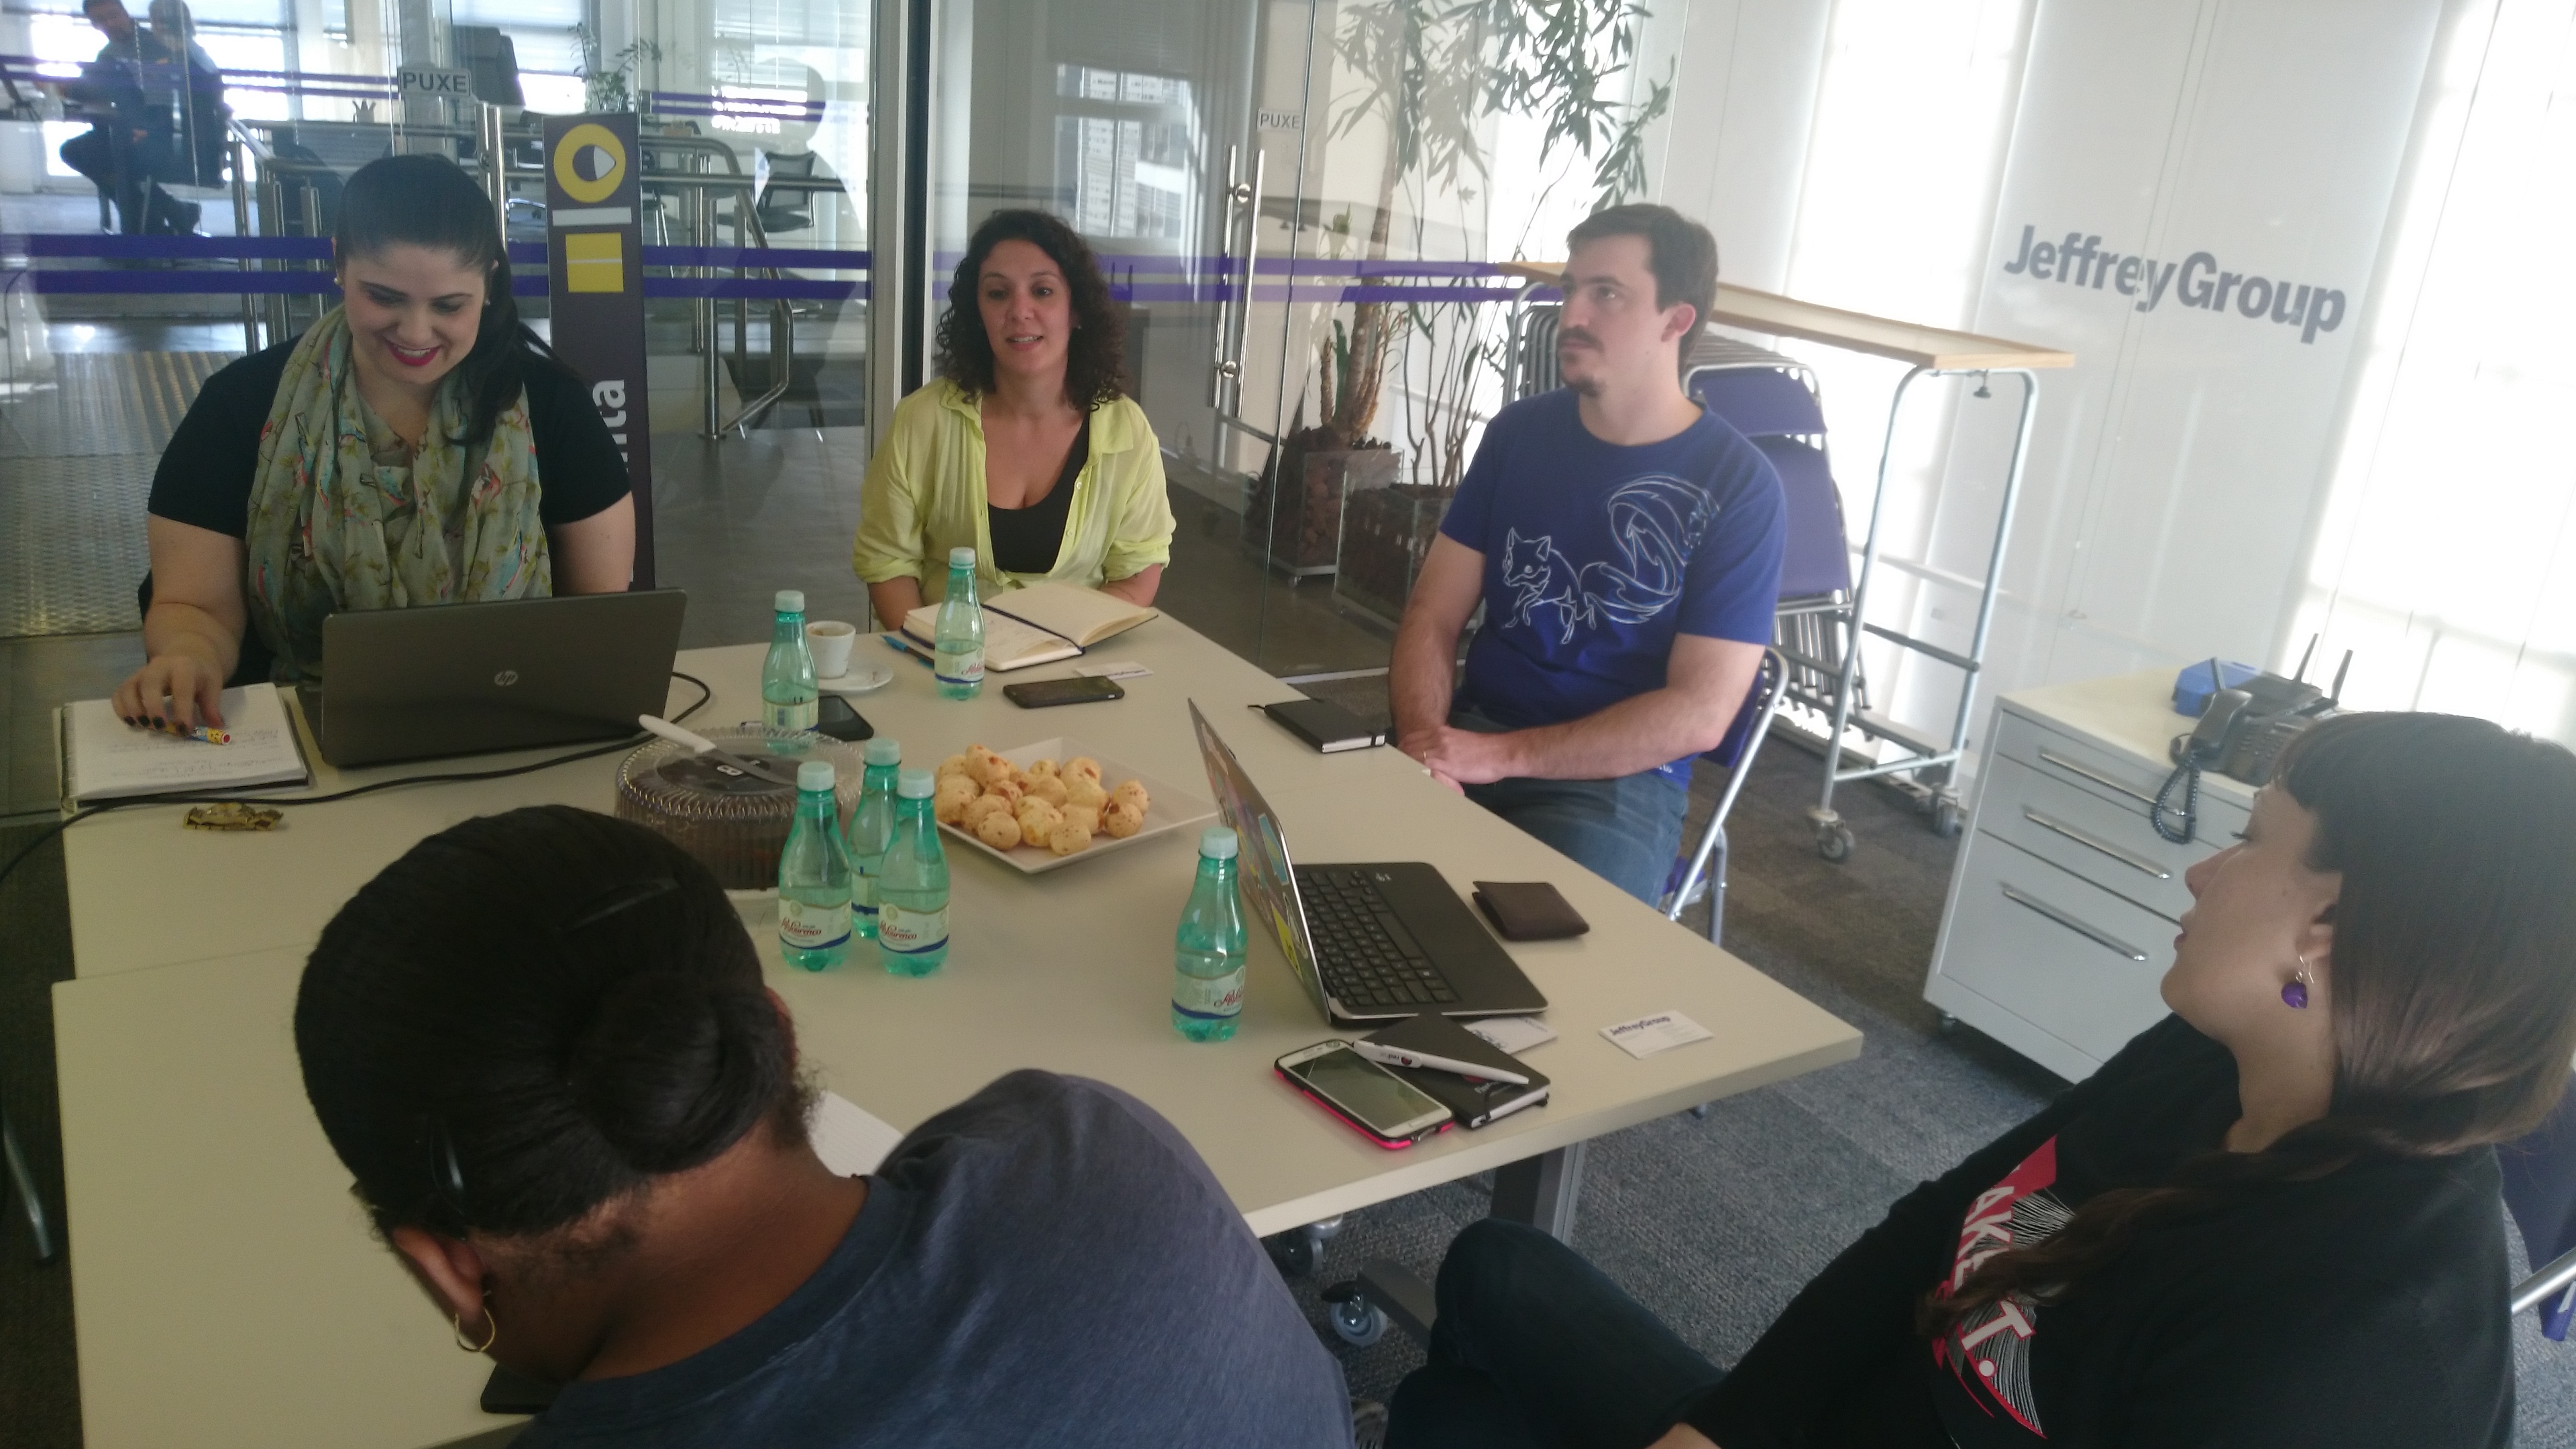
(1601, 1010, 1714, 1060)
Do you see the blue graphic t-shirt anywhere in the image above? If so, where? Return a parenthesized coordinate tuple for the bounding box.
(1440, 388, 1786, 782)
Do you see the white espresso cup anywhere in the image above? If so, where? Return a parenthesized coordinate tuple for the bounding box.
(807, 619, 859, 678)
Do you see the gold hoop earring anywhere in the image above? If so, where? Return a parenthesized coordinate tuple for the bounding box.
(453, 1307, 498, 1354)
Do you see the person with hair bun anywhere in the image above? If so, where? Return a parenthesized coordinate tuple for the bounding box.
(852, 209, 1173, 627)
(115, 153, 634, 733)
(294, 805, 1351, 1447)
(1387, 712, 2576, 1449)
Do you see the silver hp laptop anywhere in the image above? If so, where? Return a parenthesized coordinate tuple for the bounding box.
(308, 590, 688, 767)
(1187, 700, 1547, 1024)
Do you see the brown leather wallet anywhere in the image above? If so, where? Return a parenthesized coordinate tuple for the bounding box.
(1471, 881, 1589, 941)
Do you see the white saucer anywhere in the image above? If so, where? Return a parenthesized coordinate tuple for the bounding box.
(818, 663, 894, 695)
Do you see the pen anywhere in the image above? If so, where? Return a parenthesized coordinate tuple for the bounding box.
(883, 633, 932, 667)
(136, 718, 231, 745)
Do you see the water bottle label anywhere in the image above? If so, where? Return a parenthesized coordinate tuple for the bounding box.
(765, 696, 820, 730)
(851, 877, 877, 916)
(779, 898, 851, 951)
(879, 903, 948, 957)
(1171, 968, 1244, 1020)
(934, 649, 984, 687)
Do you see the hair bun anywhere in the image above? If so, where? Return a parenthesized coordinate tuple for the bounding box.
(564, 970, 784, 1175)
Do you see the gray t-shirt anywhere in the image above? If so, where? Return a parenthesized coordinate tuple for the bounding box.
(516, 1070, 1353, 1447)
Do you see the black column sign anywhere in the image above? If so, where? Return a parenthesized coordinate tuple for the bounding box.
(542, 114, 656, 588)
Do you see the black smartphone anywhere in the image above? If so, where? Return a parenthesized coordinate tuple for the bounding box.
(816, 695, 875, 740)
(1003, 676, 1126, 709)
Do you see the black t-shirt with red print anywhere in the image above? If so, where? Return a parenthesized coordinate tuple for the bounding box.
(1684, 1015, 2514, 1449)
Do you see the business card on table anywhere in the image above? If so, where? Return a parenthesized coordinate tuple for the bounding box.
(1601, 1010, 1714, 1060)
(1073, 660, 1152, 680)
(1466, 1015, 1558, 1055)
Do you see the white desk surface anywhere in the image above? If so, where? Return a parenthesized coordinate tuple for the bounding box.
(1999, 667, 2258, 808)
(56, 623, 1859, 1449)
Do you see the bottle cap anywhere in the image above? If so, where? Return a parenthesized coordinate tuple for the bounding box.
(796, 760, 836, 792)
(897, 767, 936, 799)
(948, 546, 977, 568)
(863, 738, 901, 766)
(775, 589, 806, 613)
(1199, 826, 1239, 860)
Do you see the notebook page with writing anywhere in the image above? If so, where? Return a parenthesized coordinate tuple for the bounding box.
(61, 684, 313, 805)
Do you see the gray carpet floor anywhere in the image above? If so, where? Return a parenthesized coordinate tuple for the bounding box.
(2, 706, 2572, 1446)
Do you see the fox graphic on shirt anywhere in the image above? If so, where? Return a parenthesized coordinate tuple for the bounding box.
(1496, 474, 1716, 643)
(1933, 1138, 2072, 1438)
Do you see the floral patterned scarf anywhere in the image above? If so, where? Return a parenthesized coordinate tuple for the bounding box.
(243, 305, 548, 682)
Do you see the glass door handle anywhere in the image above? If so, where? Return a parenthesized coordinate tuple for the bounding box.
(1210, 144, 1265, 409)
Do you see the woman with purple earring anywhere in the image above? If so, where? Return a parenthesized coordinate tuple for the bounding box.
(1385, 712, 2576, 1449)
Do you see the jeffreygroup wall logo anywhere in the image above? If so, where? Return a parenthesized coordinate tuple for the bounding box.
(1999, 223, 2348, 344)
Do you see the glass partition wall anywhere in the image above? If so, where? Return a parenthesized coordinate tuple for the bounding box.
(1, 0, 1570, 677)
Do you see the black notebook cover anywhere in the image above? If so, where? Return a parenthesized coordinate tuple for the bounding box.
(1362, 1014, 1550, 1129)
(1255, 698, 1389, 753)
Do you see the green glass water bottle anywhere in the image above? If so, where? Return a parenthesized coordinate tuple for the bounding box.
(1171, 827, 1246, 1040)
(777, 760, 853, 970)
(761, 589, 820, 729)
(933, 548, 985, 700)
(847, 737, 902, 941)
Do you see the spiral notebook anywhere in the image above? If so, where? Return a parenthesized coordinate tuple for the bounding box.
(58, 684, 313, 806)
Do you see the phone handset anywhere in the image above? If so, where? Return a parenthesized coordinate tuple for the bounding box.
(2156, 686, 2249, 844)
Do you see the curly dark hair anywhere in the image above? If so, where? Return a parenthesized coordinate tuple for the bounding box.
(934, 209, 1127, 409)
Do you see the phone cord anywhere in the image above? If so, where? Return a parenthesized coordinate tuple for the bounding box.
(2151, 760, 2201, 845)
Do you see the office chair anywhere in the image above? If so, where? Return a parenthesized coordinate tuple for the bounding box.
(1660, 649, 1786, 948)
(2502, 1081, 2576, 1338)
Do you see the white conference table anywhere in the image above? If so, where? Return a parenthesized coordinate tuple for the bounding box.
(54, 619, 1860, 1449)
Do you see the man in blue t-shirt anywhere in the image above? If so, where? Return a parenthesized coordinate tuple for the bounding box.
(1390, 205, 1785, 903)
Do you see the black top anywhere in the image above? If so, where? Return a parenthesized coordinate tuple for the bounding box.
(147, 337, 631, 539)
(983, 419, 1087, 574)
(1688, 1015, 2513, 1449)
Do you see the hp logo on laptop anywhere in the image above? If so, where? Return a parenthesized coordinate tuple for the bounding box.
(494, 669, 521, 687)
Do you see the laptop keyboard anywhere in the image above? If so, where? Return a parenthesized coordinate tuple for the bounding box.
(1296, 867, 1461, 1011)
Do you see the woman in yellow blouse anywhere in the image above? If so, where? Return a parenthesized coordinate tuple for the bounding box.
(853, 210, 1174, 625)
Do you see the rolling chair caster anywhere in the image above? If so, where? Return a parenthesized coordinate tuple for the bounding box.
(1265, 1216, 1344, 1279)
(1322, 1282, 1389, 1346)
(1937, 1012, 1958, 1034)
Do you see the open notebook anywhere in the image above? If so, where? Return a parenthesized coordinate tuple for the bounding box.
(900, 580, 1158, 673)
(59, 684, 313, 806)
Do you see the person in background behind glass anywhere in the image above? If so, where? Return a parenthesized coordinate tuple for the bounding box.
(146, 0, 227, 231)
(56, 0, 176, 235)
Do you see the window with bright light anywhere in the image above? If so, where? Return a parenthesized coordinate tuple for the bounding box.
(1770, 0, 2035, 734)
(2292, 0, 2576, 746)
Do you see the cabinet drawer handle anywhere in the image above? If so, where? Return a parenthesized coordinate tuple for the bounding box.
(2035, 748, 2155, 807)
(2021, 808, 2171, 880)
(2000, 882, 2149, 962)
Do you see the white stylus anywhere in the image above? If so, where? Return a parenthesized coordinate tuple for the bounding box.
(637, 714, 803, 788)
(1350, 1041, 1529, 1086)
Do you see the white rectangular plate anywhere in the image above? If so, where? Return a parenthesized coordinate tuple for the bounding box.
(936, 737, 1217, 875)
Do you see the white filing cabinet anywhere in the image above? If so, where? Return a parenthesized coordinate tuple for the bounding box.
(1925, 669, 2254, 1081)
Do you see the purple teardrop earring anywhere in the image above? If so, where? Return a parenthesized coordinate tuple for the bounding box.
(2283, 954, 2312, 1010)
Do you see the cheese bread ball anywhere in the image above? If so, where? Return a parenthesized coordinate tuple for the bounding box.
(982, 777, 1026, 809)
(963, 794, 1014, 830)
(1100, 800, 1144, 839)
(1063, 776, 1108, 811)
(1061, 803, 1102, 839)
(1024, 757, 1061, 782)
(934, 775, 981, 808)
(1016, 798, 1063, 843)
(934, 788, 977, 826)
(1109, 779, 1148, 814)
(975, 811, 1023, 849)
(973, 752, 1019, 788)
(1046, 819, 1093, 856)
(1026, 775, 1069, 807)
(936, 753, 975, 784)
(1063, 755, 1104, 786)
